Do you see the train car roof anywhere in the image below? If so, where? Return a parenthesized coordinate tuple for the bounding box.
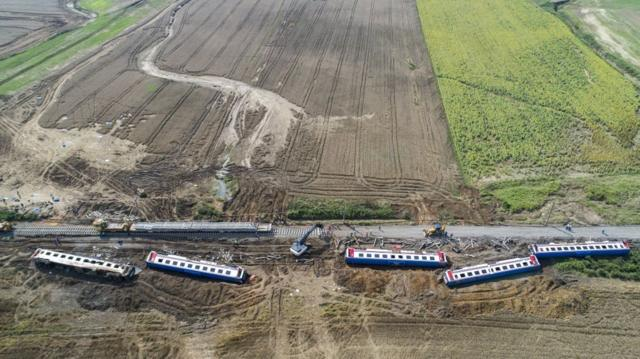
(350, 247, 440, 255)
(150, 252, 241, 271)
(449, 257, 534, 273)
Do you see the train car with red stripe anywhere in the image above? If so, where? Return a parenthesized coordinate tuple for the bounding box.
(345, 247, 448, 268)
(31, 248, 141, 280)
(529, 241, 631, 259)
(145, 251, 247, 284)
(443, 255, 541, 287)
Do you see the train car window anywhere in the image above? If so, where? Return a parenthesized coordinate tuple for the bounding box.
(374, 254, 380, 258)
(382, 255, 388, 258)
(523, 262, 528, 266)
(576, 246, 582, 250)
(106, 263, 111, 267)
(570, 247, 575, 250)
(187, 264, 193, 268)
(474, 271, 480, 275)
(481, 270, 487, 274)
(180, 263, 185, 267)
(158, 259, 163, 263)
(45, 252, 51, 255)
(114, 265, 120, 268)
(53, 253, 59, 257)
(509, 264, 515, 269)
(173, 261, 178, 265)
(61, 255, 67, 259)
(76, 258, 81, 261)
(454, 275, 459, 279)
(430, 256, 435, 260)
(203, 266, 208, 271)
(495, 267, 501, 271)
(366, 254, 372, 258)
(422, 256, 427, 260)
(195, 265, 200, 270)
(225, 270, 231, 275)
(358, 253, 363, 257)
(218, 269, 223, 273)
(398, 255, 403, 259)
(503, 266, 508, 270)
(460, 273, 466, 278)
(516, 263, 521, 267)
(390, 255, 395, 259)
(83, 259, 89, 262)
(210, 268, 215, 272)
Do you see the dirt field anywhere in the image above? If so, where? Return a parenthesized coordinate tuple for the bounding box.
(2, 236, 640, 358)
(0, 0, 85, 58)
(0, 0, 478, 221)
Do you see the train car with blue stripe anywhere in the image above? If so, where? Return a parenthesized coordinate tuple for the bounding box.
(145, 251, 247, 284)
(345, 247, 448, 268)
(443, 255, 541, 287)
(529, 241, 631, 259)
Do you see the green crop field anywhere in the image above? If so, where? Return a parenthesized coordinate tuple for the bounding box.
(417, 0, 640, 221)
(418, 0, 640, 180)
(0, 0, 171, 95)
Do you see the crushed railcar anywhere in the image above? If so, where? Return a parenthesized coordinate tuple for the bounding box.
(30, 248, 141, 280)
(345, 247, 448, 268)
(444, 255, 541, 287)
(145, 251, 247, 284)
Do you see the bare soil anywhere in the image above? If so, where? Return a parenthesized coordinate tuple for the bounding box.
(0, 0, 482, 222)
(1, 236, 639, 358)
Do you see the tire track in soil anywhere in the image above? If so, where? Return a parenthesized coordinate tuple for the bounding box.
(154, 0, 201, 61)
(143, 85, 195, 146)
(354, 0, 375, 188)
(159, 0, 213, 60)
(255, 0, 309, 89)
(198, 0, 262, 74)
(276, 0, 327, 94)
(224, 0, 278, 79)
(287, 0, 346, 187)
(177, 0, 243, 73)
(178, 91, 222, 155)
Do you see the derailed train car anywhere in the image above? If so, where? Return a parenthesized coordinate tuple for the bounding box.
(345, 247, 448, 268)
(443, 255, 541, 287)
(529, 240, 631, 259)
(31, 248, 141, 280)
(145, 251, 248, 284)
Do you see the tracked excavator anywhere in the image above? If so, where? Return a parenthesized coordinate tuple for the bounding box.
(424, 223, 447, 238)
(290, 224, 323, 256)
(0, 222, 13, 233)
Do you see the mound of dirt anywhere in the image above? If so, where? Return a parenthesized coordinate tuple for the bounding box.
(334, 264, 588, 319)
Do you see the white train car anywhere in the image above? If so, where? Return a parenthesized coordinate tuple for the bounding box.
(444, 255, 541, 287)
(30, 248, 141, 280)
(145, 251, 247, 284)
(345, 247, 448, 268)
(530, 241, 631, 259)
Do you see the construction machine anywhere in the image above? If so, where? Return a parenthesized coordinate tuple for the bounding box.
(424, 223, 447, 238)
(290, 224, 323, 256)
(0, 222, 13, 232)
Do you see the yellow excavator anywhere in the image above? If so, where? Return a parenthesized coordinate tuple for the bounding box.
(0, 222, 13, 232)
(424, 223, 447, 238)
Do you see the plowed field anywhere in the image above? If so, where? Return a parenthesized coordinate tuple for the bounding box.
(26, 0, 477, 220)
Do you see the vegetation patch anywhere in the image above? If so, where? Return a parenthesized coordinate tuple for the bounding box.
(193, 203, 222, 221)
(0, 210, 38, 222)
(487, 180, 560, 213)
(417, 0, 640, 181)
(555, 250, 640, 281)
(287, 198, 395, 220)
